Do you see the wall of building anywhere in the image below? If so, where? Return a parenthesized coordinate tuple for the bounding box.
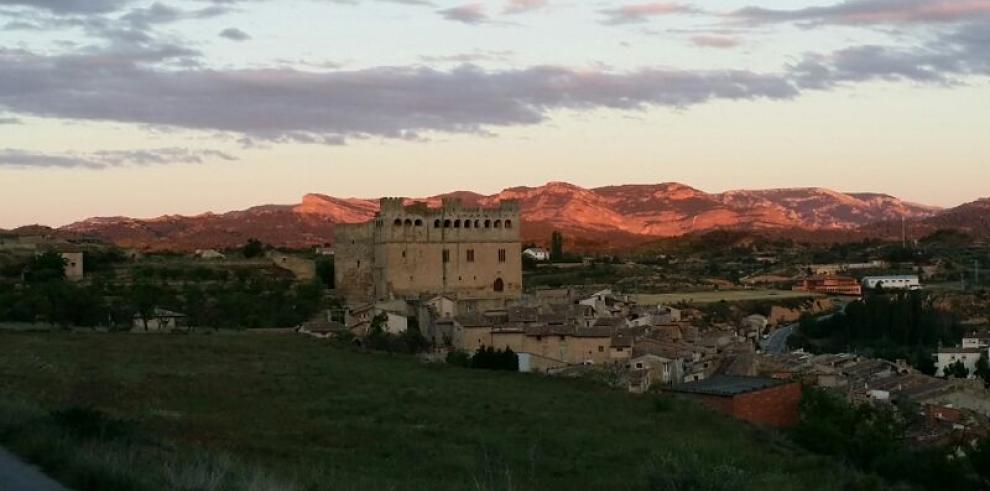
(334, 198, 522, 306)
(334, 223, 376, 303)
(731, 383, 802, 427)
(61, 252, 84, 281)
(681, 383, 802, 427)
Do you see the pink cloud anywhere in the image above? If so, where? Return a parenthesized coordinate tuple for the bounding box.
(601, 3, 700, 25)
(504, 0, 549, 14)
(438, 3, 489, 24)
(733, 0, 990, 25)
(690, 35, 742, 49)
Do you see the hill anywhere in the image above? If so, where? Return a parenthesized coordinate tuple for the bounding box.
(860, 197, 990, 241)
(58, 181, 943, 251)
(0, 332, 858, 490)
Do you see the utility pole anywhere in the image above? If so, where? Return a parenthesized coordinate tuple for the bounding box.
(901, 216, 907, 249)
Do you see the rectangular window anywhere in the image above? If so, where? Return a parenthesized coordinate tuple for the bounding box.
(498, 249, 506, 262)
(442, 249, 450, 263)
(598, 346, 604, 352)
(467, 249, 475, 262)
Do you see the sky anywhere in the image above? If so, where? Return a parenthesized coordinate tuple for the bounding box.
(0, 0, 988, 227)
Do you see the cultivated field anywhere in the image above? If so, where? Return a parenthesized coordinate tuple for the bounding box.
(633, 289, 822, 305)
(0, 332, 855, 490)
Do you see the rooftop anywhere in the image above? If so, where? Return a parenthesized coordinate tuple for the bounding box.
(667, 376, 790, 397)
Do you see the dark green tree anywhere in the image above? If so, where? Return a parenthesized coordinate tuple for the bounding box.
(944, 360, 970, 379)
(24, 251, 66, 283)
(975, 355, 990, 386)
(550, 231, 563, 261)
(242, 238, 265, 258)
(970, 439, 990, 487)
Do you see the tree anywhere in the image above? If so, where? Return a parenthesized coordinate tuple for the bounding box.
(550, 231, 563, 261)
(974, 354, 990, 385)
(242, 238, 265, 258)
(130, 282, 165, 331)
(24, 251, 66, 284)
(943, 360, 970, 379)
(970, 439, 990, 487)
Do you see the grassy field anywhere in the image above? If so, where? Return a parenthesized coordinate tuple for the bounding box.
(0, 332, 858, 490)
(632, 289, 822, 305)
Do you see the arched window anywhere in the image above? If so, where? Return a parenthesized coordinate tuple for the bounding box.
(454, 219, 461, 228)
(434, 219, 441, 228)
(493, 278, 504, 292)
(393, 218, 402, 226)
(404, 219, 413, 226)
(505, 220, 512, 229)
(494, 220, 502, 228)
(474, 220, 480, 228)
(414, 219, 423, 226)
(484, 220, 491, 228)
(444, 219, 452, 228)
(464, 220, 471, 229)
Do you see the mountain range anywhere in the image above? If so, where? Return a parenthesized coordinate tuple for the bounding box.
(43, 181, 988, 252)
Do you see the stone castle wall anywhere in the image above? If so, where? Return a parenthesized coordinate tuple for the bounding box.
(335, 198, 523, 306)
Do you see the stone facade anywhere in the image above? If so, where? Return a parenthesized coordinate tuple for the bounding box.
(335, 198, 523, 309)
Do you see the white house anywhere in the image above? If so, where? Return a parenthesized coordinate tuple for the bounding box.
(935, 347, 989, 377)
(426, 295, 457, 320)
(133, 308, 187, 331)
(523, 247, 551, 261)
(861, 275, 921, 291)
(194, 249, 226, 260)
(962, 333, 990, 349)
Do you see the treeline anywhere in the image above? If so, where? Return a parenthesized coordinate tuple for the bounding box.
(789, 292, 963, 373)
(0, 252, 331, 330)
(795, 388, 990, 490)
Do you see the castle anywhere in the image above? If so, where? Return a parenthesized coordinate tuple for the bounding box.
(334, 197, 523, 311)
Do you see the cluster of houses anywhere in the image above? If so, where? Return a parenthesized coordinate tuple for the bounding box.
(751, 348, 990, 445)
(301, 286, 778, 391)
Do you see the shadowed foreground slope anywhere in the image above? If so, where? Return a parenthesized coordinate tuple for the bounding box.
(0, 333, 858, 490)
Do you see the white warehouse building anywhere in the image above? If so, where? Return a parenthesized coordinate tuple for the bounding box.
(861, 275, 921, 291)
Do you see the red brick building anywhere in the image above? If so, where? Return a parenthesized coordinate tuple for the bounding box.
(665, 376, 803, 427)
(793, 275, 862, 297)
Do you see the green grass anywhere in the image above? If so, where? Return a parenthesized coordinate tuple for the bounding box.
(632, 289, 822, 305)
(0, 332, 856, 490)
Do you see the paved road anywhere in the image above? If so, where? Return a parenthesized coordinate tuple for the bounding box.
(760, 301, 850, 355)
(763, 322, 797, 354)
(0, 448, 69, 491)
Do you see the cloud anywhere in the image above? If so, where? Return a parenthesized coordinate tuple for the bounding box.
(418, 49, 514, 64)
(0, 147, 237, 169)
(438, 3, 487, 24)
(731, 0, 990, 26)
(790, 23, 989, 88)
(219, 27, 250, 41)
(690, 35, 742, 49)
(0, 116, 21, 124)
(0, 48, 799, 143)
(0, 0, 129, 14)
(600, 2, 700, 25)
(120, 2, 230, 30)
(503, 0, 547, 14)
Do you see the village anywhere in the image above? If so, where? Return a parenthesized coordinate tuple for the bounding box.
(3, 198, 990, 488)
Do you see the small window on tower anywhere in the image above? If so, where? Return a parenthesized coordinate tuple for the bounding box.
(498, 249, 506, 262)
(442, 249, 450, 263)
(467, 249, 475, 262)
